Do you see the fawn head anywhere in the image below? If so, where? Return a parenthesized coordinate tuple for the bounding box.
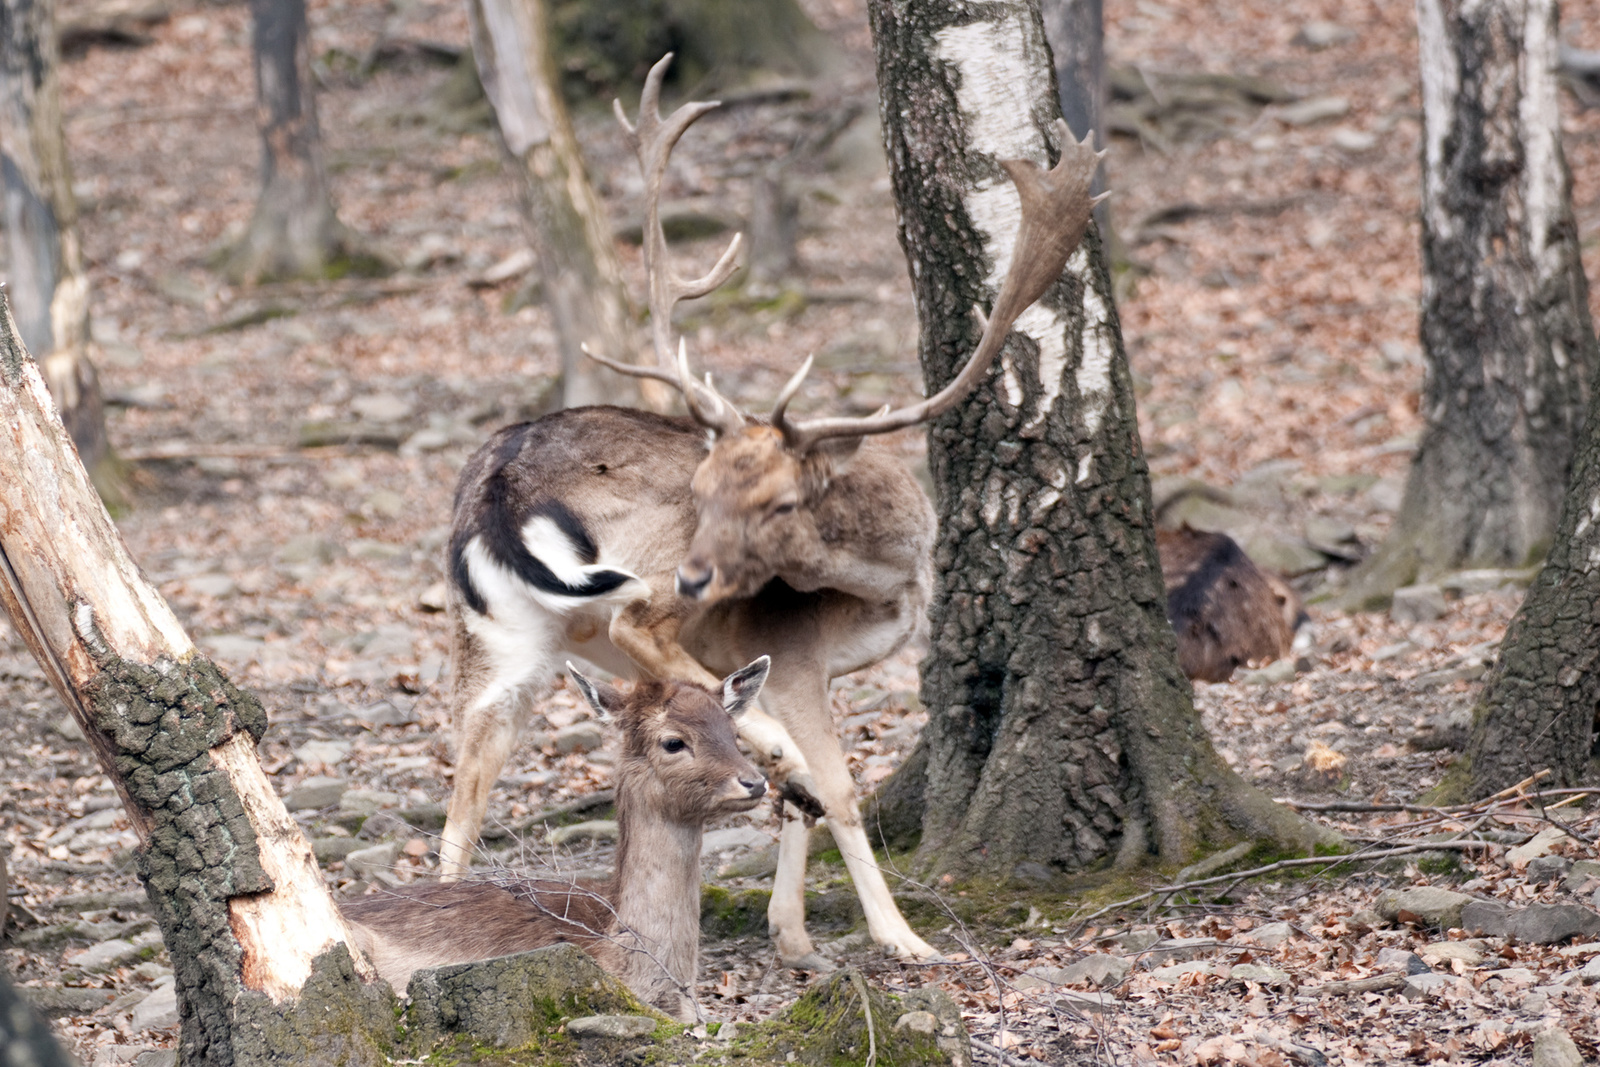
(567, 657, 770, 823)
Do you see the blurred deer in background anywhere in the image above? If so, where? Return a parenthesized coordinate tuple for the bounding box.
(436, 54, 1105, 968)
(344, 659, 769, 1022)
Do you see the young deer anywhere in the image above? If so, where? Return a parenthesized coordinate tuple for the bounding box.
(343, 659, 769, 1022)
(438, 54, 1104, 969)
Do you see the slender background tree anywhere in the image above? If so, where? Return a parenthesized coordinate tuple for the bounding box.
(865, 0, 1336, 882)
(0, 0, 121, 504)
(1339, 0, 1598, 608)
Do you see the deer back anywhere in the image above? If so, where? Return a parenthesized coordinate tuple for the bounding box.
(1157, 525, 1304, 683)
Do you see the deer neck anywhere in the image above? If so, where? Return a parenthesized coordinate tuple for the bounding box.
(609, 778, 704, 1015)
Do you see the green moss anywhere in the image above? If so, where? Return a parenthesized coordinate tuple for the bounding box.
(725, 970, 960, 1066)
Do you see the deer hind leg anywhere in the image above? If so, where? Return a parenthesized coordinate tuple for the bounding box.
(769, 803, 826, 968)
(761, 664, 938, 963)
(439, 633, 551, 879)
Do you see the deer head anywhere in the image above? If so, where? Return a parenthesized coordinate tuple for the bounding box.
(567, 657, 770, 823)
(589, 55, 1106, 603)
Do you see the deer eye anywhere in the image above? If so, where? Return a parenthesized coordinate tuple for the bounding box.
(770, 501, 796, 517)
(661, 738, 687, 753)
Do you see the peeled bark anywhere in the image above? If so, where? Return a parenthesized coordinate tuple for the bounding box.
(0, 298, 394, 1066)
(0, 0, 121, 504)
(467, 0, 644, 409)
(1340, 0, 1598, 608)
(866, 0, 1337, 882)
(223, 0, 374, 284)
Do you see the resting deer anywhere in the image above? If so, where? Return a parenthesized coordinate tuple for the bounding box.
(437, 54, 1105, 968)
(343, 659, 769, 1022)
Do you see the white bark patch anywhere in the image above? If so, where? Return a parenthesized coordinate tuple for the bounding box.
(1076, 453, 1094, 485)
(1574, 493, 1600, 540)
(935, 18, 1078, 424)
(1075, 248, 1116, 439)
(1000, 352, 1025, 408)
(1518, 0, 1561, 268)
(1416, 0, 1459, 241)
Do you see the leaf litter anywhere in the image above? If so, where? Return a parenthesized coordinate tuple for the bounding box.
(3, 0, 1600, 1063)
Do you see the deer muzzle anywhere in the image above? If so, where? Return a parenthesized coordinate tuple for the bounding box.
(675, 561, 714, 599)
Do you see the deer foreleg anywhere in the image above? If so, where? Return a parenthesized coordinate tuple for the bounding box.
(736, 707, 822, 818)
(608, 608, 721, 689)
(770, 804, 830, 969)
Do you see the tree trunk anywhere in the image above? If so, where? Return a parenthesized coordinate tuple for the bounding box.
(223, 0, 374, 285)
(1040, 0, 1108, 234)
(1444, 387, 1600, 799)
(467, 0, 646, 410)
(865, 0, 1337, 883)
(0, 298, 395, 1067)
(1339, 0, 1598, 609)
(0, 0, 122, 506)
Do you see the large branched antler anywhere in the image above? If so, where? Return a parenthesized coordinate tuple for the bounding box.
(585, 53, 746, 435)
(772, 120, 1108, 452)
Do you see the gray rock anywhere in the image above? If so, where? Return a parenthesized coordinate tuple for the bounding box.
(185, 573, 237, 599)
(1508, 827, 1571, 866)
(554, 722, 605, 755)
(1242, 534, 1328, 577)
(1243, 922, 1294, 949)
(278, 534, 341, 564)
(1303, 516, 1356, 555)
(1532, 1028, 1583, 1067)
(1292, 21, 1357, 49)
(312, 837, 365, 865)
(1144, 937, 1226, 962)
(199, 634, 264, 664)
(363, 489, 406, 519)
(1529, 856, 1574, 884)
(16, 985, 118, 1017)
(130, 982, 179, 1031)
(1377, 948, 1431, 975)
(358, 811, 411, 841)
(1563, 860, 1600, 894)
(1238, 659, 1296, 686)
(893, 1011, 938, 1034)
(1118, 929, 1162, 953)
(1053, 954, 1132, 988)
(294, 739, 352, 768)
(1151, 960, 1226, 982)
(565, 1014, 658, 1039)
(351, 393, 414, 423)
(1402, 972, 1455, 999)
(354, 700, 418, 728)
(547, 820, 619, 847)
(1459, 899, 1511, 935)
(1438, 569, 1536, 596)
(345, 842, 399, 880)
(1581, 956, 1600, 983)
(1278, 96, 1351, 126)
(283, 776, 348, 812)
(1375, 887, 1473, 929)
(1330, 128, 1377, 153)
(1229, 963, 1291, 988)
(1391, 584, 1447, 624)
(1512, 904, 1600, 944)
(132, 1052, 178, 1067)
(700, 826, 774, 857)
(1419, 941, 1482, 967)
(66, 937, 144, 972)
(407, 943, 644, 1049)
(340, 789, 405, 816)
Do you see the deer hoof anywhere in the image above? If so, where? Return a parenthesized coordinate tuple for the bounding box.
(782, 952, 838, 974)
(778, 774, 826, 820)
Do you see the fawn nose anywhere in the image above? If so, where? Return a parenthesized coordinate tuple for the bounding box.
(741, 774, 767, 799)
(675, 562, 714, 599)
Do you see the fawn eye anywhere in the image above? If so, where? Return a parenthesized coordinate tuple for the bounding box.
(770, 501, 796, 517)
(661, 738, 687, 753)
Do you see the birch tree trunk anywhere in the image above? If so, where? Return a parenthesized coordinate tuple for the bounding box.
(1446, 388, 1600, 799)
(0, 298, 394, 1066)
(222, 0, 373, 284)
(865, 0, 1337, 881)
(0, 0, 122, 506)
(1040, 0, 1107, 233)
(1340, 0, 1598, 608)
(467, 0, 644, 410)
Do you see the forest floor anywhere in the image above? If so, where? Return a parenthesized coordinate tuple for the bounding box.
(4, 0, 1600, 1064)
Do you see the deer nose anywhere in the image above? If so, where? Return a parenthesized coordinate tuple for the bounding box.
(740, 774, 767, 799)
(676, 563, 713, 599)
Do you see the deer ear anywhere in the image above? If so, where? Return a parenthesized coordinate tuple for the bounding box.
(721, 655, 770, 718)
(567, 661, 621, 722)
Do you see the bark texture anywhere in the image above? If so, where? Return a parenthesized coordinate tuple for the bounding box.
(867, 0, 1335, 883)
(223, 0, 372, 284)
(467, 0, 644, 410)
(1341, 0, 1598, 608)
(0, 0, 119, 501)
(1040, 0, 1106, 232)
(1451, 380, 1600, 798)
(0, 297, 392, 1067)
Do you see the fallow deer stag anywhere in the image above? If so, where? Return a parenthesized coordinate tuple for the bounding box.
(345, 660, 770, 1022)
(438, 53, 1104, 968)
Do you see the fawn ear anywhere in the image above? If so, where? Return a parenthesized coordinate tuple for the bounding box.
(721, 656, 770, 719)
(567, 662, 621, 722)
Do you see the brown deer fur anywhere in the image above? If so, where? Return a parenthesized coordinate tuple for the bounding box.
(1157, 525, 1305, 683)
(436, 55, 1105, 969)
(343, 661, 769, 1022)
